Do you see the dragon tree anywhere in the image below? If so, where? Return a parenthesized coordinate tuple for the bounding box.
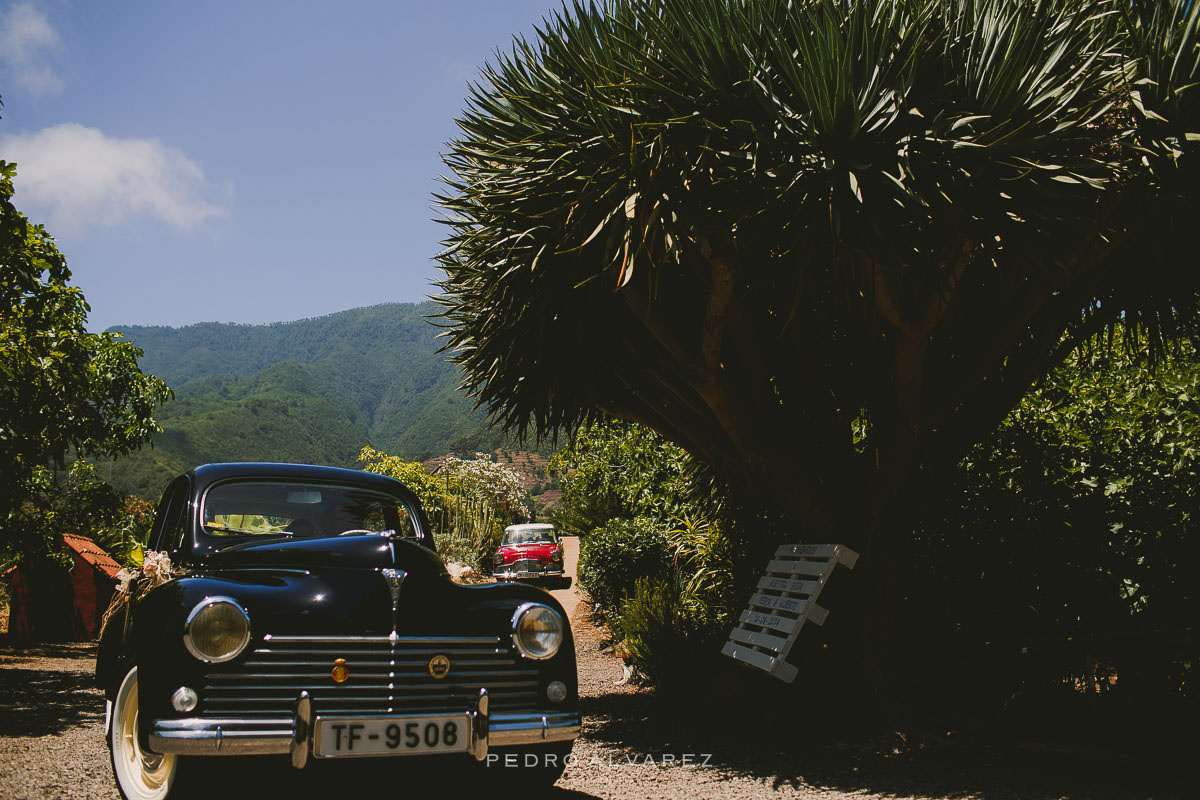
(434, 0, 1200, 631)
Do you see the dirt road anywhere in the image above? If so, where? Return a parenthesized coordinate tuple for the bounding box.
(0, 541, 1185, 799)
(548, 533, 580, 617)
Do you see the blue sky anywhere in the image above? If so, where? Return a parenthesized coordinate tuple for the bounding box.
(0, 0, 560, 332)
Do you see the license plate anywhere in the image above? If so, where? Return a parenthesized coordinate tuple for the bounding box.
(313, 714, 470, 757)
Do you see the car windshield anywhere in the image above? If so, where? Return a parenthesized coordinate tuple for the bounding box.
(501, 528, 557, 546)
(201, 481, 418, 540)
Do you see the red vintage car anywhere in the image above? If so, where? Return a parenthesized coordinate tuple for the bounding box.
(493, 523, 568, 588)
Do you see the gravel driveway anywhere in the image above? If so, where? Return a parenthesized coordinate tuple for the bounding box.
(0, 541, 1186, 799)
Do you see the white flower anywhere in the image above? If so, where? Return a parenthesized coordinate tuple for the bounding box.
(115, 568, 136, 594)
(141, 551, 174, 586)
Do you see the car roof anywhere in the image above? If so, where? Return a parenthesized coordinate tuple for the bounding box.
(188, 462, 413, 496)
(504, 523, 555, 532)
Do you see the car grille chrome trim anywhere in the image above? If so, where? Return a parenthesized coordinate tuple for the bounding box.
(198, 634, 541, 717)
(264, 634, 500, 645)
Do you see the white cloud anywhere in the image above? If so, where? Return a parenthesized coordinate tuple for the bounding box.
(1, 123, 230, 235)
(0, 3, 63, 95)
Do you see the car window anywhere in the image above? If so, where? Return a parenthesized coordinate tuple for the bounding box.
(502, 528, 556, 545)
(201, 481, 418, 542)
(149, 477, 190, 553)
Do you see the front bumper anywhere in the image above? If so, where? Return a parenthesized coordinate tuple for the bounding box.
(494, 566, 565, 581)
(149, 695, 579, 762)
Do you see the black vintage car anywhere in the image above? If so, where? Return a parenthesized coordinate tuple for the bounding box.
(96, 463, 579, 800)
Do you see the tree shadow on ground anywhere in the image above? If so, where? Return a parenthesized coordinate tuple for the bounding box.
(580, 688, 1193, 800)
(155, 752, 602, 800)
(0, 670, 104, 737)
(0, 639, 99, 663)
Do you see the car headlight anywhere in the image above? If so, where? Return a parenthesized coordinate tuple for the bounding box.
(184, 596, 251, 663)
(511, 602, 564, 660)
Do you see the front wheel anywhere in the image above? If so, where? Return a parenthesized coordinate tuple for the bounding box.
(109, 666, 189, 800)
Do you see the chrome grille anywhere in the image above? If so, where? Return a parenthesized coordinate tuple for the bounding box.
(199, 634, 540, 717)
(513, 559, 544, 572)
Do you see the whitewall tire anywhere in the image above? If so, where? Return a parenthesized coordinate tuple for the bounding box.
(109, 666, 183, 800)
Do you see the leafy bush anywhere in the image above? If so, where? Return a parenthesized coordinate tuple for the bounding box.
(577, 517, 672, 618)
(616, 573, 735, 687)
(434, 533, 483, 571)
(911, 338, 1200, 714)
(95, 496, 156, 568)
(616, 576, 685, 680)
(667, 514, 738, 629)
(362, 447, 526, 574)
(435, 453, 529, 551)
(550, 419, 697, 536)
(358, 446, 445, 521)
(611, 516, 740, 685)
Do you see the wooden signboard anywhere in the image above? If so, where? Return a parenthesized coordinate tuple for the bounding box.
(721, 543, 858, 682)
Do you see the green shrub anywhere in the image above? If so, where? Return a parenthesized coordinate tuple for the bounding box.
(617, 574, 729, 687)
(667, 514, 738, 630)
(434, 533, 482, 571)
(577, 517, 672, 615)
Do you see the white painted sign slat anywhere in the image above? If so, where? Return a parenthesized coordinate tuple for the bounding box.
(728, 625, 789, 652)
(775, 543, 859, 569)
(774, 543, 840, 558)
(765, 558, 831, 578)
(757, 575, 821, 595)
(738, 609, 802, 636)
(749, 592, 807, 614)
(723, 542, 858, 683)
(721, 641, 799, 683)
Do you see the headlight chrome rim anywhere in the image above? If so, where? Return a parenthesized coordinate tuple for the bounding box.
(183, 596, 251, 663)
(511, 602, 564, 661)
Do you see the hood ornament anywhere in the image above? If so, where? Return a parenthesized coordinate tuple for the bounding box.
(380, 568, 407, 610)
(380, 568, 407, 633)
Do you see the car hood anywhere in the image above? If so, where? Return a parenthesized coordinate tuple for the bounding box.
(139, 536, 557, 640)
(496, 542, 559, 561)
(200, 533, 447, 576)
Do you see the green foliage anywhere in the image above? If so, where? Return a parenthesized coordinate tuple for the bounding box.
(667, 514, 738, 628)
(433, 533, 480, 570)
(433, 454, 530, 571)
(98, 495, 156, 568)
(914, 336, 1200, 702)
(2, 460, 153, 571)
(616, 574, 728, 686)
(1, 162, 171, 562)
(435, 0, 1200, 548)
(357, 445, 446, 521)
(576, 518, 673, 620)
(613, 512, 741, 685)
(107, 304, 551, 500)
(119, 302, 486, 457)
(549, 418, 697, 535)
(49, 461, 124, 541)
(361, 446, 528, 572)
(609, 515, 738, 687)
(558, 417, 739, 659)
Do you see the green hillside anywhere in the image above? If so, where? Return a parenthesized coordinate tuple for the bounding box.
(106, 303, 497, 499)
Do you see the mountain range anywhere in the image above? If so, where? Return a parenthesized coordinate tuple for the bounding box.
(106, 302, 518, 500)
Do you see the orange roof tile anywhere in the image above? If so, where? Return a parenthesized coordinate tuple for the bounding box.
(62, 533, 123, 579)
